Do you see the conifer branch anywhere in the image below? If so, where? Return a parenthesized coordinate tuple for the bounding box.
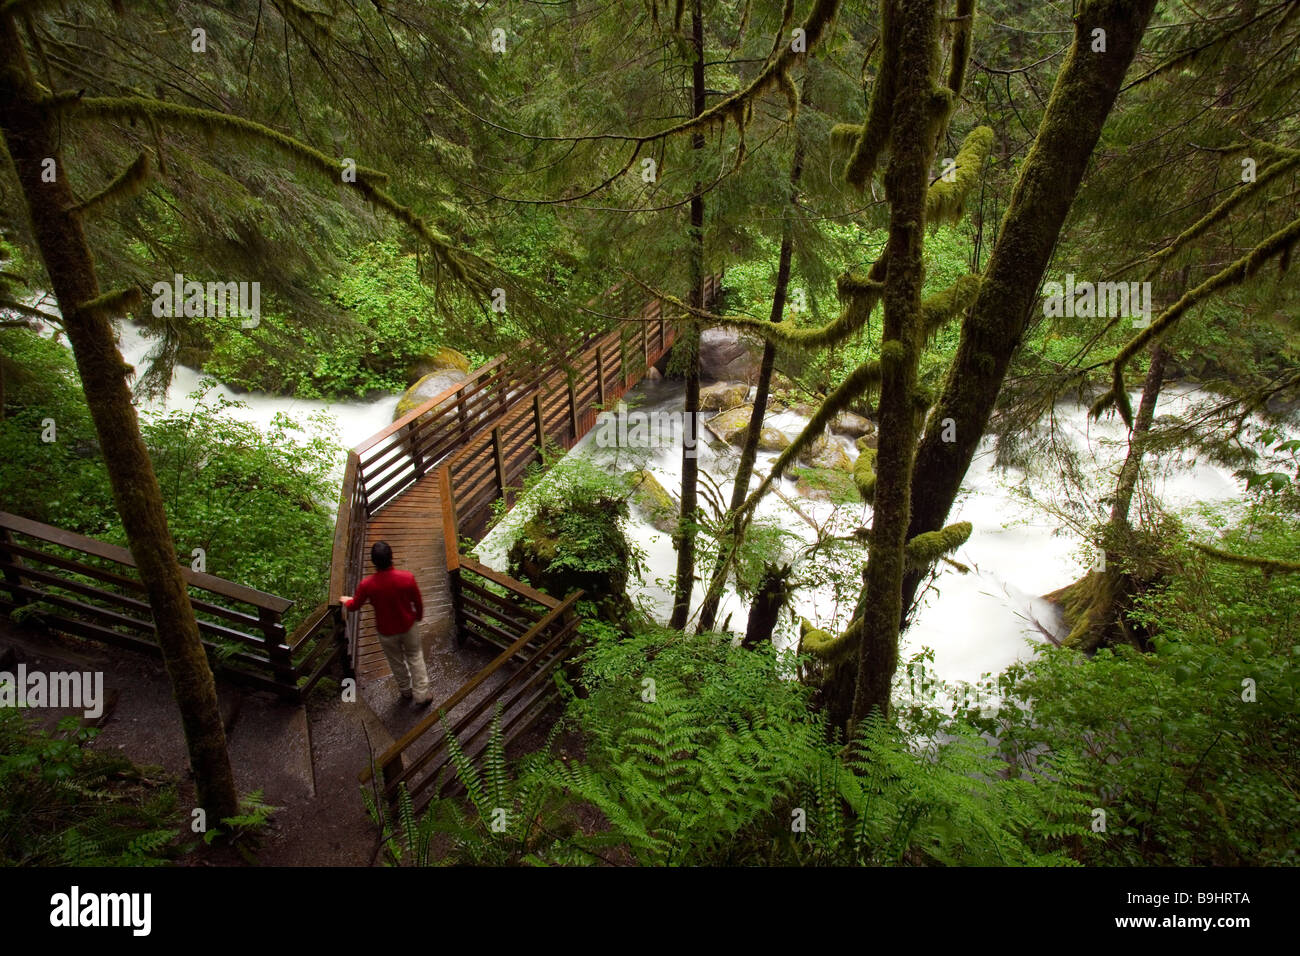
(1133, 152, 1300, 279)
(79, 286, 142, 317)
(67, 150, 150, 217)
(67, 95, 495, 291)
(1091, 214, 1300, 427)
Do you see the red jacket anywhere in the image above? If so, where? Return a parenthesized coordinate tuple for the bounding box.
(345, 568, 423, 636)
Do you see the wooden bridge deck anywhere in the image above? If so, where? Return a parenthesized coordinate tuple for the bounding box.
(355, 471, 453, 682)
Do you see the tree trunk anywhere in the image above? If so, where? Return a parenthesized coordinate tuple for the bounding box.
(0, 16, 240, 821)
(696, 133, 805, 634)
(848, 0, 940, 726)
(897, 0, 1159, 623)
(670, 0, 707, 630)
(742, 562, 792, 649)
(1059, 342, 1167, 652)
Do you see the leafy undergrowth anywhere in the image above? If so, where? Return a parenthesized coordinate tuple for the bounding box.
(0, 709, 181, 866)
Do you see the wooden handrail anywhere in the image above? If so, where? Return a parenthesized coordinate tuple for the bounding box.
(328, 452, 359, 605)
(458, 556, 559, 609)
(0, 511, 292, 613)
(353, 355, 508, 456)
(359, 589, 583, 783)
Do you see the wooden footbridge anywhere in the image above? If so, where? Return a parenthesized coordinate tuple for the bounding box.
(0, 273, 721, 816)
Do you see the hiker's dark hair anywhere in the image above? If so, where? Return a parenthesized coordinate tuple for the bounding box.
(371, 541, 393, 570)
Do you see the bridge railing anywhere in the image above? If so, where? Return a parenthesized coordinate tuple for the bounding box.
(0, 510, 339, 700)
(325, 272, 719, 671)
(359, 588, 583, 813)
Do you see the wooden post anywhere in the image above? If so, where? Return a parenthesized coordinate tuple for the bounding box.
(408, 421, 425, 479)
(619, 329, 628, 390)
(595, 345, 606, 408)
(658, 304, 666, 353)
(258, 607, 294, 694)
(492, 426, 507, 497)
(533, 392, 545, 454)
(641, 318, 649, 369)
(0, 526, 26, 598)
(567, 377, 579, 442)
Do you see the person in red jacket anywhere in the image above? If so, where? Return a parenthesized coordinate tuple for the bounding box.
(341, 541, 430, 704)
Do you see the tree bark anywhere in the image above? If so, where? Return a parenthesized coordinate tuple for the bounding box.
(1062, 342, 1167, 652)
(670, 0, 707, 630)
(897, 0, 1159, 622)
(848, 0, 940, 726)
(0, 15, 240, 821)
(696, 132, 805, 634)
(742, 562, 792, 649)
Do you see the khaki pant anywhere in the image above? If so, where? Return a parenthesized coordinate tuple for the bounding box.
(377, 625, 431, 700)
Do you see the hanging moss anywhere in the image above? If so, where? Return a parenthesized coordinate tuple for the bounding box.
(946, 0, 976, 102)
(903, 521, 972, 569)
(79, 286, 142, 317)
(921, 273, 980, 340)
(853, 446, 877, 503)
(69, 151, 150, 217)
(830, 122, 863, 152)
(924, 125, 993, 227)
(844, 0, 899, 189)
(658, 268, 883, 350)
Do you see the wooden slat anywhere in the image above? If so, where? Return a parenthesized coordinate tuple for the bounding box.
(0, 511, 291, 613)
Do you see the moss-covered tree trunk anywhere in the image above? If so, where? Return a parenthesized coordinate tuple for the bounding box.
(848, 0, 941, 725)
(670, 0, 707, 630)
(897, 0, 1159, 622)
(696, 133, 805, 634)
(1059, 342, 1167, 651)
(0, 15, 239, 821)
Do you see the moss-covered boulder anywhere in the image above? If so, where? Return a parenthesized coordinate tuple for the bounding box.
(405, 346, 471, 386)
(856, 432, 879, 452)
(700, 381, 750, 411)
(798, 434, 853, 472)
(792, 466, 859, 504)
(630, 469, 678, 534)
(393, 369, 469, 424)
(704, 404, 754, 444)
(507, 493, 636, 625)
(758, 428, 791, 452)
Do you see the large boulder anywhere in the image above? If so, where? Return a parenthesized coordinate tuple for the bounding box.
(405, 346, 471, 386)
(629, 470, 678, 534)
(700, 381, 750, 411)
(507, 493, 635, 625)
(393, 368, 469, 424)
(699, 327, 761, 382)
(704, 404, 754, 444)
(758, 428, 791, 452)
(798, 434, 853, 472)
(832, 410, 874, 439)
(792, 466, 860, 505)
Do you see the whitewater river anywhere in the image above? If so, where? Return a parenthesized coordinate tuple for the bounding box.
(43, 317, 1259, 692)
